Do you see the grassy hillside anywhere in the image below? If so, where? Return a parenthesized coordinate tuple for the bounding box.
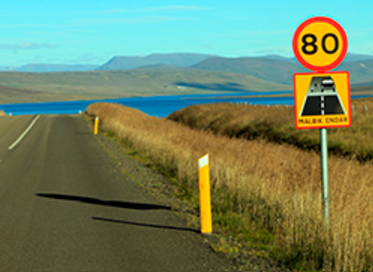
(192, 57, 304, 85)
(192, 56, 373, 85)
(0, 85, 53, 104)
(168, 98, 373, 161)
(0, 69, 291, 104)
(337, 59, 373, 82)
(86, 102, 373, 271)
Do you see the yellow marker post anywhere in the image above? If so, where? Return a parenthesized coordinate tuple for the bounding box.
(198, 154, 212, 235)
(94, 117, 99, 135)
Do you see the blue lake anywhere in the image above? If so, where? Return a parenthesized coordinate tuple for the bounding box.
(0, 91, 370, 117)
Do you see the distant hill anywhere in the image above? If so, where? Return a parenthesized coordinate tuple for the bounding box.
(0, 85, 49, 104)
(343, 53, 373, 62)
(5, 51, 373, 89)
(192, 55, 373, 85)
(0, 66, 16, 71)
(262, 55, 296, 63)
(191, 57, 306, 85)
(337, 59, 373, 83)
(17, 64, 99, 72)
(0, 68, 292, 104)
(136, 64, 181, 70)
(98, 53, 216, 70)
(261, 53, 373, 64)
(9, 52, 373, 75)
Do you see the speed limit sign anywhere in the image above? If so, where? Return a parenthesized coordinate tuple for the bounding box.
(292, 16, 348, 72)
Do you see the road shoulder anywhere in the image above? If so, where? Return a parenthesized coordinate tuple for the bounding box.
(85, 115, 290, 272)
(87, 120, 243, 271)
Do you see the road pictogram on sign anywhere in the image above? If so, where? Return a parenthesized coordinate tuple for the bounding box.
(293, 71, 351, 129)
(300, 76, 345, 116)
(292, 16, 348, 72)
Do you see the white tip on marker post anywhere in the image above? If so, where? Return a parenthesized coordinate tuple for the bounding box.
(198, 154, 209, 169)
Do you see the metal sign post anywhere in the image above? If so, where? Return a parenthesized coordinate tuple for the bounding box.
(320, 128, 329, 224)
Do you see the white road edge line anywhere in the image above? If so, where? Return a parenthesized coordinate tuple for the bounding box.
(8, 115, 41, 151)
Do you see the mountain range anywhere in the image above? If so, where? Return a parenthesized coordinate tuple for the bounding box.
(3, 52, 373, 85)
(98, 53, 216, 70)
(261, 53, 373, 63)
(16, 64, 99, 72)
(190, 56, 373, 85)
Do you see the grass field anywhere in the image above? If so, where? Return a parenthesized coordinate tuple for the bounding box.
(86, 101, 373, 271)
(0, 68, 372, 105)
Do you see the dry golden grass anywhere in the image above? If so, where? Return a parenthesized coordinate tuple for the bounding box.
(87, 102, 373, 271)
(168, 98, 373, 161)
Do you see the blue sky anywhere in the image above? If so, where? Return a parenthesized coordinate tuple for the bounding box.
(0, 0, 372, 66)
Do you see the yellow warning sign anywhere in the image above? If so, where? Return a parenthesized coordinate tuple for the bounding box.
(293, 71, 351, 129)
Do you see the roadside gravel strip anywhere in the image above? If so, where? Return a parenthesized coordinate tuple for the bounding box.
(90, 131, 238, 271)
(88, 119, 290, 272)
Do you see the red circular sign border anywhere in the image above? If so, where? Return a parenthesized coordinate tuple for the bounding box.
(292, 16, 348, 72)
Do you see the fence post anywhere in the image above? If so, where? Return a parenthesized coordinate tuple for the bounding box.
(364, 104, 369, 117)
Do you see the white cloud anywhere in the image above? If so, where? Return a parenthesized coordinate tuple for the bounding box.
(92, 9, 126, 14)
(224, 16, 253, 20)
(200, 45, 212, 49)
(0, 42, 56, 50)
(0, 24, 54, 28)
(91, 6, 209, 14)
(70, 53, 109, 64)
(73, 16, 194, 24)
(213, 29, 293, 38)
(254, 47, 293, 56)
(147, 6, 209, 12)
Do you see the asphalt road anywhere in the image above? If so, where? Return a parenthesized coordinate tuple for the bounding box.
(0, 115, 235, 272)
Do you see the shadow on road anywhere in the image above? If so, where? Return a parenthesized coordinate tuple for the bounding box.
(36, 193, 171, 211)
(92, 217, 199, 233)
